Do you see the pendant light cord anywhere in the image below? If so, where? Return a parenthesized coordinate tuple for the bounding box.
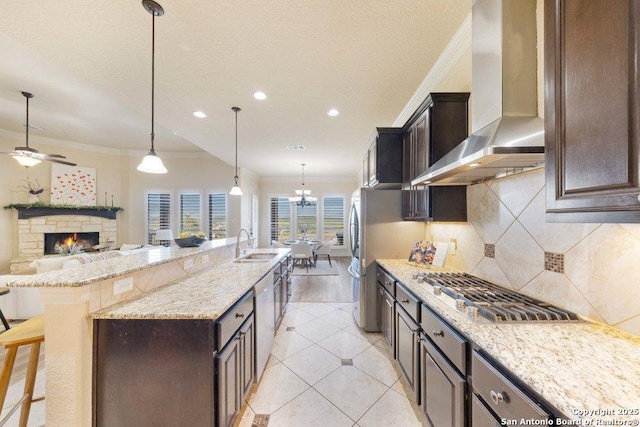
(235, 108, 238, 179)
(25, 95, 30, 148)
(150, 12, 156, 151)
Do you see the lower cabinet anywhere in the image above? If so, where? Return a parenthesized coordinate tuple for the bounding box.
(93, 290, 255, 427)
(216, 313, 255, 427)
(377, 283, 395, 354)
(395, 304, 420, 402)
(420, 334, 466, 427)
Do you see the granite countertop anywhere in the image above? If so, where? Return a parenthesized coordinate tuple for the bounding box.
(91, 248, 290, 320)
(8, 238, 241, 288)
(377, 259, 640, 422)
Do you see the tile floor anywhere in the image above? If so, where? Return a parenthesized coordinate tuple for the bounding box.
(239, 302, 426, 427)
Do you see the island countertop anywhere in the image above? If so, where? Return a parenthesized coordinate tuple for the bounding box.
(7, 238, 244, 288)
(91, 248, 289, 320)
(377, 259, 640, 422)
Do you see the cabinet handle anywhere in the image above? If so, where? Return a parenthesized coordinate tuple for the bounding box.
(235, 313, 245, 319)
(432, 330, 444, 337)
(401, 299, 409, 304)
(379, 288, 384, 295)
(490, 391, 505, 405)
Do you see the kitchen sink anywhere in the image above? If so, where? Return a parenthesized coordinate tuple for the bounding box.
(233, 252, 278, 263)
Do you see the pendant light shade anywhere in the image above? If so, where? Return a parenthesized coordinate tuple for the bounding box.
(229, 106, 243, 196)
(137, 0, 167, 174)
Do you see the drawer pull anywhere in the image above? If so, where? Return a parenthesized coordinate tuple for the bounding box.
(401, 299, 410, 304)
(432, 330, 444, 337)
(235, 313, 245, 319)
(379, 288, 384, 295)
(490, 391, 505, 405)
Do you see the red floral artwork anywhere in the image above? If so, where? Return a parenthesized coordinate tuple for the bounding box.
(50, 165, 97, 206)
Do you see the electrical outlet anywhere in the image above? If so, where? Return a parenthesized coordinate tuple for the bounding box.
(113, 277, 134, 295)
(184, 258, 194, 270)
(202, 254, 210, 264)
(450, 238, 457, 255)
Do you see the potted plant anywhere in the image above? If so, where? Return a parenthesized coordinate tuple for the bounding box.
(18, 177, 45, 203)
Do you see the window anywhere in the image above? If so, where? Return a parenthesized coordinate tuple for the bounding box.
(146, 192, 171, 244)
(323, 196, 345, 245)
(296, 202, 317, 240)
(209, 193, 227, 239)
(180, 193, 201, 234)
(270, 197, 291, 242)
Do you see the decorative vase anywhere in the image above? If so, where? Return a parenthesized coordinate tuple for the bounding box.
(27, 194, 39, 204)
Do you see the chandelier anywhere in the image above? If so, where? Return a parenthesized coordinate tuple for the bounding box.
(289, 163, 316, 208)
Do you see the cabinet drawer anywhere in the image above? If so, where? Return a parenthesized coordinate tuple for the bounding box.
(421, 304, 466, 374)
(395, 281, 420, 322)
(216, 291, 254, 351)
(472, 394, 502, 427)
(376, 266, 395, 294)
(472, 350, 552, 422)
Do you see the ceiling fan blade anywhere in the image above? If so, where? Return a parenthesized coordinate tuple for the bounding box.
(41, 153, 67, 159)
(47, 158, 77, 166)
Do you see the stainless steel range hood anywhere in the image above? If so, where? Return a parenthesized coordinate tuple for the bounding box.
(413, 0, 543, 186)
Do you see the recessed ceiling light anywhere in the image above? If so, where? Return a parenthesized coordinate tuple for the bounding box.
(286, 145, 306, 151)
(327, 109, 339, 117)
(469, 162, 480, 167)
(253, 91, 267, 100)
(192, 111, 207, 118)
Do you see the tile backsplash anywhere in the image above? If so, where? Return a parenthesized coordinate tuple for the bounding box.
(429, 168, 640, 337)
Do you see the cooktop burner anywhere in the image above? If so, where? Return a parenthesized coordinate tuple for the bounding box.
(421, 272, 581, 323)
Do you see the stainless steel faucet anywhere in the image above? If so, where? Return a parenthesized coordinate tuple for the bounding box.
(235, 228, 254, 257)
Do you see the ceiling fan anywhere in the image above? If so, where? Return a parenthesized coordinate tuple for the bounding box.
(1, 91, 76, 167)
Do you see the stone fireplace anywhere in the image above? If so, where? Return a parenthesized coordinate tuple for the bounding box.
(44, 232, 100, 255)
(10, 207, 120, 273)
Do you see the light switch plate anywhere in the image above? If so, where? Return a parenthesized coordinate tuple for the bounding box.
(184, 258, 194, 270)
(113, 277, 134, 295)
(450, 238, 457, 255)
(202, 254, 210, 264)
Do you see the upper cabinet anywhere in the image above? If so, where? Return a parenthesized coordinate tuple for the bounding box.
(545, 0, 640, 222)
(402, 93, 469, 221)
(362, 128, 403, 189)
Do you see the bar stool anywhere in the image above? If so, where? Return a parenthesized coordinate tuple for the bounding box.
(0, 315, 45, 427)
(0, 288, 11, 331)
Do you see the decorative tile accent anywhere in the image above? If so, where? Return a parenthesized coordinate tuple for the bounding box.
(341, 359, 353, 366)
(484, 243, 495, 258)
(252, 414, 269, 427)
(545, 252, 565, 273)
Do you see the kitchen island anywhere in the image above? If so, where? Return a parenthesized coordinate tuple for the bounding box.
(7, 238, 288, 426)
(377, 259, 640, 424)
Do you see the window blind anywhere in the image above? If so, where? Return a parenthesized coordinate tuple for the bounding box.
(180, 193, 201, 234)
(209, 193, 227, 239)
(147, 193, 171, 244)
(323, 196, 345, 245)
(269, 197, 291, 242)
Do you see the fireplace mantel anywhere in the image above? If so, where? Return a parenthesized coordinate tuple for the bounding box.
(5, 204, 122, 220)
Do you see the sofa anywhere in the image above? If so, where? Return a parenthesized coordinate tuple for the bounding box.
(0, 245, 153, 320)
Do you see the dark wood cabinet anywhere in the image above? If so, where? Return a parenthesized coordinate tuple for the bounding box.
(545, 0, 640, 222)
(395, 303, 420, 402)
(216, 314, 255, 427)
(362, 128, 404, 189)
(377, 283, 395, 353)
(402, 93, 469, 221)
(93, 291, 255, 427)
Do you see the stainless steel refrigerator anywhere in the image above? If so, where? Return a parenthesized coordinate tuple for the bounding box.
(348, 189, 425, 331)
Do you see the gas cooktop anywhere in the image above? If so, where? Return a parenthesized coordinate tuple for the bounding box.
(420, 272, 581, 323)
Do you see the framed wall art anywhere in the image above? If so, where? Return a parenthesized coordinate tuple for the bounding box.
(50, 165, 97, 206)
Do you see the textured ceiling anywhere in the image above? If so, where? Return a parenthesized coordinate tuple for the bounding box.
(0, 0, 470, 178)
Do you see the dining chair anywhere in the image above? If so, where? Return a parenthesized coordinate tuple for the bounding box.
(271, 240, 286, 248)
(290, 243, 314, 272)
(313, 242, 333, 266)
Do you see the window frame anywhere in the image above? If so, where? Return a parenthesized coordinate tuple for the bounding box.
(145, 190, 173, 245)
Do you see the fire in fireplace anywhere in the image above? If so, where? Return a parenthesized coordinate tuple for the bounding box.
(44, 232, 100, 255)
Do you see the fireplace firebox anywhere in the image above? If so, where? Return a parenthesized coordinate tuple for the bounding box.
(44, 232, 100, 255)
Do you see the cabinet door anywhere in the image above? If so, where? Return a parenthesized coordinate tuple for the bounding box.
(239, 315, 255, 400)
(545, 0, 640, 222)
(368, 141, 378, 186)
(274, 279, 283, 327)
(395, 306, 419, 402)
(402, 130, 414, 219)
(217, 335, 241, 427)
(414, 111, 429, 177)
(380, 287, 394, 353)
(472, 394, 502, 427)
(421, 337, 465, 427)
(362, 154, 369, 188)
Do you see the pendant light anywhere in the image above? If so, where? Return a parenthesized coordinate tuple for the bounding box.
(229, 106, 243, 196)
(137, 0, 167, 174)
(289, 163, 316, 207)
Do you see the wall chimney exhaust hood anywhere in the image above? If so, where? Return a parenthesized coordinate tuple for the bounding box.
(412, 0, 544, 186)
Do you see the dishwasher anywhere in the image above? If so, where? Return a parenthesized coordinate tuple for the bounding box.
(254, 271, 275, 381)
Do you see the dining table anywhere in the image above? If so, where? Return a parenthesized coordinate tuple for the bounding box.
(282, 239, 323, 250)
